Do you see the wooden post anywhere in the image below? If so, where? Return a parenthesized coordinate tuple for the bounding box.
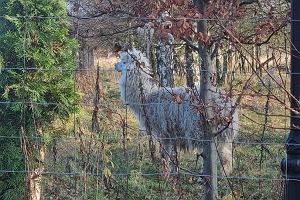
(185, 37, 195, 88)
(194, 0, 218, 199)
(281, 0, 300, 199)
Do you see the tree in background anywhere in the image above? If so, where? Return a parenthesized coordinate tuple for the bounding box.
(0, 0, 79, 199)
(0, 0, 291, 199)
(130, 0, 290, 199)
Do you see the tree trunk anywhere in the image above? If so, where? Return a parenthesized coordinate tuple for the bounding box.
(26, 128, 45, 200)
(215, 48, 222, 85)
(78, 39, 94, 70)
(220, 51, 228, 85)
(251, 45, 255, 73)
(255, 45, 262, 76)
(239, 51, 245, 75)
(227, 44, 233, 74)
(195, 0, 218, 199)
(150, 47, 157, 78)
(138, 23, 154, 61)
(28, 146, 45, 200)
(145, 26, 154, 60)
(87, 47, 94, 69)
(185, 37, 195, 88)
(266, 45, 270, 69)
(156, 34, 175, 87)
(138, 23, 156, 77)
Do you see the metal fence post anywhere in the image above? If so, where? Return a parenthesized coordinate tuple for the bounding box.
(281, 1, 300, 199)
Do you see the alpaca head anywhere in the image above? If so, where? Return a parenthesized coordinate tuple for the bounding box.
(114, 48, 151, 74)
(114, 47, 156, 114)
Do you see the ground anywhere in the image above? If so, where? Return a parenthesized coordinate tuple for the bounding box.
(44, 54, 288, 199)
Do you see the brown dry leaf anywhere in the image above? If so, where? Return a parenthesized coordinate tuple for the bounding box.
(192, 107, 198, 113)
(224, 116, 233, 123)
(190, 95, 197, 102)
(174, 94, 183, 104)
(106, 110, 113, 120)
(140, 61, 145, 68)
(51, 41, 61, 54)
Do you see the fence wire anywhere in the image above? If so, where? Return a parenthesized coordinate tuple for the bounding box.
(0, 6, 293, 200)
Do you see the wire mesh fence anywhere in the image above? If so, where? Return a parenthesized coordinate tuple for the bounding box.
(0, 3, 295, 199)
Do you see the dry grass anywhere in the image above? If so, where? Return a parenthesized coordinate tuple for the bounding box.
(45, 55, 290, 199)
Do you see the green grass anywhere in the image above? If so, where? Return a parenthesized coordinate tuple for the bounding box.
(41, 70, 288, 199)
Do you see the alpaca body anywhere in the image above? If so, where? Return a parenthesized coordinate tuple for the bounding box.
(115, 48, 238, 174)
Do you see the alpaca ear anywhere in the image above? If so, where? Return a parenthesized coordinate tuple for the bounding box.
(113, 43, 131, 53)
(113, 43, 122, 53)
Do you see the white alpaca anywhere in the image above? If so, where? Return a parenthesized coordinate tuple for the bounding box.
(114, 48, 238, 175)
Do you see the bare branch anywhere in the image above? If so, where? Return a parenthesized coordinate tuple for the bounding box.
(239, 0, 258, 7)
(74, 25, 142, 38)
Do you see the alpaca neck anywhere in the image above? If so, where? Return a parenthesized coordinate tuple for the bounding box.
(119, 69, 158, 111)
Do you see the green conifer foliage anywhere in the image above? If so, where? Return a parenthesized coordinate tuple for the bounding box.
(0, 0, 79, 198)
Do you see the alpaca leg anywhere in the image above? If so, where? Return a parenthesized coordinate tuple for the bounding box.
(160, 143, 178, 177)
(219, 142, 233, 176)
(169, 144, 179, 174)
(160, 143, 171, 177)
(195, 147, 204, 183)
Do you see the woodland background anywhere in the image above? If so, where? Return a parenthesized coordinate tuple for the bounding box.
(0, 0, 293, 199)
